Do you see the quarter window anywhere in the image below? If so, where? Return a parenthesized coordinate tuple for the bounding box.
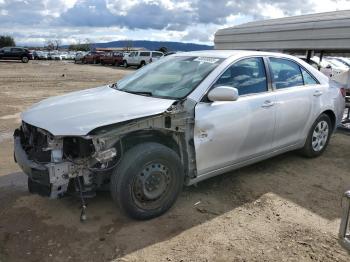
(301, 67, 318, 85)
(152, 52, 163, 58)
(269, 58, 304, 89)
(214, 57, 268, 95)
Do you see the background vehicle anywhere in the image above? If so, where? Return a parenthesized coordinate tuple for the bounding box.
(14, 51, 345, 220)
(123, 51, 164, 68)
(74, 52, 88, 63)
(100, 52, 124, 66)
(82, 51, 104, 64)
(0, 47, 33, 63)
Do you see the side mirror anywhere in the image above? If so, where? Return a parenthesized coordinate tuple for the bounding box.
(208, 86, 239, 102)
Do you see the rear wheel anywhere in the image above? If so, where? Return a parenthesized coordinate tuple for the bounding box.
(123, 60, 128, 68)
(300, 114, 332, 158)
(140, 61, 146, 68)
(110, 142, 184, 220)
(21, 56, 29, 63)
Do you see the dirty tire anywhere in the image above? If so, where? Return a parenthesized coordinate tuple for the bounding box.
(21, 56, 29, 63)
(110, 142, 184, 220)
(300, 113, 332, 158)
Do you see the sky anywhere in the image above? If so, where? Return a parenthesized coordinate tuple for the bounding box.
(1, 0, 350, 47)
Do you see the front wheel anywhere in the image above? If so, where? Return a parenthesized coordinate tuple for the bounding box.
(110, 143, 184, 220)
(300, 114, 332, 158)
(123, 60, 128, 68)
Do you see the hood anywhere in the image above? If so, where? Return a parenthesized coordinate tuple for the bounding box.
(21, 86, 176, 136)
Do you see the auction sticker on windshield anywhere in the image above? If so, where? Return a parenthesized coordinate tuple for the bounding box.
(194, 57, 220, 64)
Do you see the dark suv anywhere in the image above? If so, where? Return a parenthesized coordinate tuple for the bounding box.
(0, 47, 33, 63)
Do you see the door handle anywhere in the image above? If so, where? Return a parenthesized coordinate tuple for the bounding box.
(261, 100, 275, 108)
(313, 90, 323, 97)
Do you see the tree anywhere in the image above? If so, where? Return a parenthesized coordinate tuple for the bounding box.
(46, 40, 55, 51)
(54, 39, 61, 50)
(68, 39, 91, 51)
(0, 35, 15, 48)
(158, 46, 168, 54)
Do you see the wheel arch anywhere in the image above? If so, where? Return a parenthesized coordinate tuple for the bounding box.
(321, 109, 336, 132)
(121, 130, 182, 158)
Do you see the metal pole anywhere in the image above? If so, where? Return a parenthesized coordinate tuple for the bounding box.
(339, 190, 350, 251)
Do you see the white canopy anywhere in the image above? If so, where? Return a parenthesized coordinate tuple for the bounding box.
(215, 10, 350, 51)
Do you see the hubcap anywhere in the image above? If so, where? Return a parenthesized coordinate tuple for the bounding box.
(312, 120, 329, 152)
(132, 162, 171, 208)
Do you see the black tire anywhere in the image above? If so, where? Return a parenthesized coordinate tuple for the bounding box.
(300, 113, 332, 158)
(110, 142, 184, 220)
(21, 56, 29, 63)
(93, 59, 97, 64)
(101, 60, 105, 65)
(123, 60, 128, 68)
(140, 61, 146, 68)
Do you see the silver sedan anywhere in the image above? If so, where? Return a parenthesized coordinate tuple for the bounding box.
(14, 50, 346, 219)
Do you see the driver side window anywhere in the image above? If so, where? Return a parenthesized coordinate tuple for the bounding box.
(214, 57, 268, 96)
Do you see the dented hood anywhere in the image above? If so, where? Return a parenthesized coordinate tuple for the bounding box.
(21, 86, 176, 136)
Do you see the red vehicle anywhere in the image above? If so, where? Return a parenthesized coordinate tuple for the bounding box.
(100, 52, 124, 66)
(82, 51, 104, 64)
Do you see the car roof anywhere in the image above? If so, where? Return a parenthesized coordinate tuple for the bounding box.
(174, 50, 296, 59)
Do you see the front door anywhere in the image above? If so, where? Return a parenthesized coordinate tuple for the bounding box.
(194, 57, 276, 175)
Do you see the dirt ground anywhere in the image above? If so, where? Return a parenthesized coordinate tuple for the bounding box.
(0, 60, 350, 262)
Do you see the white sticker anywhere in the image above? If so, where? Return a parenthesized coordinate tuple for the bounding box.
(194, 57, 219, 64)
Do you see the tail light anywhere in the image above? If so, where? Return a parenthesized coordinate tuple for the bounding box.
(340, 87, 346, 98)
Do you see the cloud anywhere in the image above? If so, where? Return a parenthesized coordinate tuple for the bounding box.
(1, 0, 350, 45)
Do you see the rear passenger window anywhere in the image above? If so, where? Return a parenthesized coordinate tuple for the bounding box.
(269, 58, 303, 89)
(11, 48, 22, 52)
(214, 57, 268, 96)
(140, 52, 150, 57)
(301, 67, 318, 85)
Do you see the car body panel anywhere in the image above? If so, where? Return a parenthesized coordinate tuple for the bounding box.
(194, 91, 276, 175)
(21, 86, 176, 136)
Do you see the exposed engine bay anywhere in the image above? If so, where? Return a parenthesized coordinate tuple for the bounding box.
(14, 100, 196, 203)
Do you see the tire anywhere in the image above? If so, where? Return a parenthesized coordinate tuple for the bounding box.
(101, 60, 105, 65)
(139, 61, 146, 68)
(93, 59, 97, 64)
(300, 113, 332, 158)
(21, 56, 29, 63)
(110, 142, 184, 220)
(123, 60, 128, 68)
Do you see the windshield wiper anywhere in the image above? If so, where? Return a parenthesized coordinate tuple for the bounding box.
(124, 90, 153, 96)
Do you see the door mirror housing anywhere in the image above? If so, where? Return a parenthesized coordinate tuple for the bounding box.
(208, 86, 239, 102)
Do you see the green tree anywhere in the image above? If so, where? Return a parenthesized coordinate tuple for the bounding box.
(0, 35, 16, 48)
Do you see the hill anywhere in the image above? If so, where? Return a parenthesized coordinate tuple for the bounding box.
(91, 40, 213, 51)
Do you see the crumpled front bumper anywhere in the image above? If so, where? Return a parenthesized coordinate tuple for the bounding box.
(13, 134, 70, 198)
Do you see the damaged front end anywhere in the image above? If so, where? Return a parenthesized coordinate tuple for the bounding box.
(14, 121, 118, 199)
(13, 99, 197, 200)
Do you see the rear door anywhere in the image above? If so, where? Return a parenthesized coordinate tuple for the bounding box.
(194, 57, 276, 175)
(11, 48, 23, 59)
(267, 57, 321, 149)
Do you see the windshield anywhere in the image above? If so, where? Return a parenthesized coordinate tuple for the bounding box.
(114, 56, 223, 99)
